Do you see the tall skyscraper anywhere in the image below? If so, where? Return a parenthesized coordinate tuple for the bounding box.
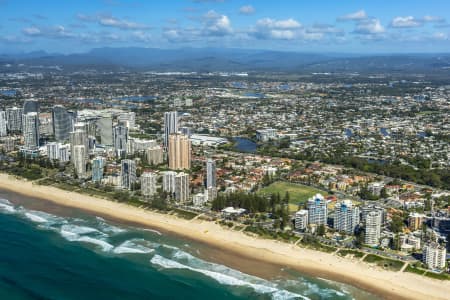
(307, 194, 328, 226)
(121, 159, 136, 190)
(23, 112, 40, 149)
(92, 157, 105, 182)
(164, 111, 178, 149)
(0, 111, 7, 137)
(73, 145, 86, 178)
(175, 172, 189, 202)
(162, 171, 177, 195)
(168, 133, 191, 170)
(6, 107, 23, 133)
(364, 210, 382, 246)
(23, 99, 40, 115)
(334, 200, 360, 234)
(70, 130, 88, 162)
(141, 172, 157, 197)
(113, 125, 128, 157)
(97, 115, 113, 145)
(206, 158, 216, 188)
(52, 105, 72, 142)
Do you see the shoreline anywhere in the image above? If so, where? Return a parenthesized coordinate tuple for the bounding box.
(0, 174, 449, 300)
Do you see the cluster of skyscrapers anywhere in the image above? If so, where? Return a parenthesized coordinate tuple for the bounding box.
(295, 194, 383, 246)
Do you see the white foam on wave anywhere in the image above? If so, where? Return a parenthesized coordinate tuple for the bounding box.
(0, 202, 15, 213)
(0, 198, 11, 205)
(77, 236, 114, 252)
(150, 255, 308, 300)
(113, 240, 154, 254)
(61, 224, 101, 235)
(142, 228, 162, 236)
(297, 278, 348, 298)
(24, 212, 48, 223)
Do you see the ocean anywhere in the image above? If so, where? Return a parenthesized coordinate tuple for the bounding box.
(0, 193, 379, 300)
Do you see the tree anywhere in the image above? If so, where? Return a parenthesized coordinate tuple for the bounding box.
(317, 224, 326, 236)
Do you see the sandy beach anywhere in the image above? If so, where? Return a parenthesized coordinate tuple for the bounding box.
(0, 173, 449, 300)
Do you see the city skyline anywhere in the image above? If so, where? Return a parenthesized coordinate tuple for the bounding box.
(1, 0, 450, 53)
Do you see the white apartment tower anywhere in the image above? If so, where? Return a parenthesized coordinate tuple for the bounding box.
(23, 112, 40, 149)
(295, 210, 309, 230)
(0, 111, 7, 137)
(175, 172, 189, 202)
(423, 242, 447, 269)
(307, 194, 328, 226)
(206, 158, 216, 188)
(73, 145, 87, 178)
(365, 210, 382, 246)
(334, 200, 360, 234)
(141, 172, 158, 197)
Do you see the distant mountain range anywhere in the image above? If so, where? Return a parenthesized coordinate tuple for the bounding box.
(1, 47, 450, 74)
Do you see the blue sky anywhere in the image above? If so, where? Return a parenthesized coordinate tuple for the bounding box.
(1, 0, 450, 53)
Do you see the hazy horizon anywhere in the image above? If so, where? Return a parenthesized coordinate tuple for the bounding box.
(1, 0, 450, 54)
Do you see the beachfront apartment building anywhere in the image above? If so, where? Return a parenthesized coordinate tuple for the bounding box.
(295, 210, 308, 231)
(334, 200, 360, 234)
(162, 171, 177, 194)
(175, 172, 190, 202)
(121, 159, 136, 190)
(0, 111, 7, 137)
(92, 157, 105, 182)
(206, 158, 216, 188)
(23, 112, 40, 149)
(73, 145, 87, 178)
(70, 129, 88, 162)
(423, 242, 447, 269)
(307, 194, 328, 226)
(365, 210, 382, 246)
(141, 172, 157, 198)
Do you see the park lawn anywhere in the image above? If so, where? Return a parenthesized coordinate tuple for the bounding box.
(258, 181, 326, 206)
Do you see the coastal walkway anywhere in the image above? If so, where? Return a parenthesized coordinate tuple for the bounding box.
(399, 262, 409, 272)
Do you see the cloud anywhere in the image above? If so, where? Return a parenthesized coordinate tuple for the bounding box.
(131, 30, 152, 42)
(202, 10, 232, 36)
(390, 16, 422, 28)
(307, 23, 344, 35)
(239, 5, 255, 15)
(422, 15, 445, 23)
(338, 10, 367, 21)
(22, 25, 77, 39)
(0, 35, 32, 44)
(250, 18, 302, 40)
(22, 26, 41, 36)
(353, 18, 385, 34)
(163, 28, 200, 43)
(77, 13, 150, 30)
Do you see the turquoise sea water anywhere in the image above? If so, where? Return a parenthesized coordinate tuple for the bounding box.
(0, 195, 379, 300)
